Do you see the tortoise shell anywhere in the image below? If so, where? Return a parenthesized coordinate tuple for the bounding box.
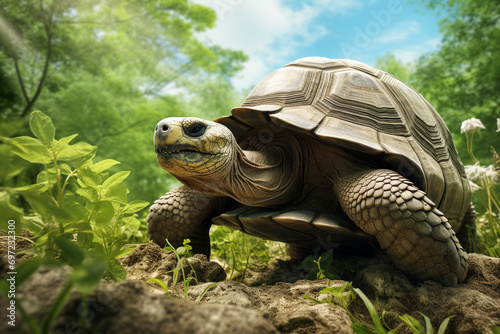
(214, 57, 471, 247)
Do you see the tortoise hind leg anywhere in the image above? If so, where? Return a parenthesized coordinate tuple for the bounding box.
(335, 169, 468, 286)
(147, 186, 230, 256)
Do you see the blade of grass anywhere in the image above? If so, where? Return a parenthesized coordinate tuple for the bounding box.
(147, 278, 170, 295)
(196, 282, 217, 302)
(437, 315, 456, 334)
(352, 287, 388, 334)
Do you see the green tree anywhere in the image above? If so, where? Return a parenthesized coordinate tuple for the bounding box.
(411, 0, 500, 163)
(375, 53, 413, 84)
(0, 0, 247, 203)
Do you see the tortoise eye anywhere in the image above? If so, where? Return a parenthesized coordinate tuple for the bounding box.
(186, 123, 206, 137)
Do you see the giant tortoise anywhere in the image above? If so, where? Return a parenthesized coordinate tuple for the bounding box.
(147, 57, 474, 286)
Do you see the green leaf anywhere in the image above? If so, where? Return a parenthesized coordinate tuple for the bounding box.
(437, 316, 456, 334)
(353, 288, 387, 334)
(0, 145, 28, 182)
(196, 282, 217, 302)
(9, 136, 52, 164)
(93, 201, 115, 225)
(351, 323, 373, 334)
(123, 216, 141, 230)
(92, 159, 121, 173)
(102, 184, 128, 204)
(305, 269, 318, 281)
(400, 314, 425, 333)
(77, 165, 102, 188)
(63, 193, 90, 218)
(57, 142, 96, 161)
(72, 147, 97, 168)
(147, 278, 170, 294)
(491, 326, 500, 334)
(300, 255, 317, 271)
(30, 110, 55, 145)
(14, 182, 51, 193)
(76, 187, 99, 202)
(21, 191, 73, 221)
(23, 216, 45, 235)
(72, 258, 107, 294)
(123, 199, 149, 213)
(76, 222, 94, 248)
(319, 249, 334, 268)
(55, 236, 85, 266)
(0, 192, 24, 234)
(106, 259, 126, 281)
(102, 171, 130, 189)
(418, 312, 433, 334)
(303, 294, 324, 304)
(54, 134, 78, 154)
(115, 245, 136, 258)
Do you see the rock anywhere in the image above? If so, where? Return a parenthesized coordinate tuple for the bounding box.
(187, 280, 353, 334)
(119, 242, 226, 285)
(0, 267, 277, 334)
(350, 253, 500, 333)
(1, 243, 498, 334)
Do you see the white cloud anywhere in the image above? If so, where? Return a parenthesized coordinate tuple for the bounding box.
(313, 0, 362, 13)
(196, 0, 361, 90)
(392, 48, 421, 63)
(425, 37, 441, 48)
(392, 37, 441, 63)
(374, 21, 420, 44)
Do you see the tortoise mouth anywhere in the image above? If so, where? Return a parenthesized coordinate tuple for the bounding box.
(155, 143, 213, 161)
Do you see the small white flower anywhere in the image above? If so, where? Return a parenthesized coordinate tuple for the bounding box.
(465, 162, 499, 184)
(461, 117, 485, 134)
(465, 162, 485, 182)
(468, 180, 481, 192)
(497, 118, 500, 132)
(485, 164, 499, 184)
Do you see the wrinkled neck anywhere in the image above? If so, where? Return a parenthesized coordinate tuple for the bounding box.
(182, 138, 302, 207)
(229, 146, 302, 207)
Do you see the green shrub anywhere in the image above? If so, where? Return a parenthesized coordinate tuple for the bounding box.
(0, 110, 149, 279)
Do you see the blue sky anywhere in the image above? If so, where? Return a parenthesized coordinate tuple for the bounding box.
(196, 0, 443, 89)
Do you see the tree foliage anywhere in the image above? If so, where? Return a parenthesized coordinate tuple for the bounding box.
(410, 0, 500, 163)
(375, 53, 413, 84)
(0, 0, 247, 203)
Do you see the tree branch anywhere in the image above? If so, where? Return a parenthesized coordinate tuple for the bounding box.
(21, 0, 55, 117)
(13, 54, 29, 104)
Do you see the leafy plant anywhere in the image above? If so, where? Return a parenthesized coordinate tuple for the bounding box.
(399, 313, 455, 334)
(304, 283, 455, 334)
(0, 236, 107, 334)
(300, 249, 341, 280)
(159, 238, 218, 301)
(351, 288, 454, 334)
(303, 281, 356, 319)
(461, 118, 500, 257)
(210, 226, 275, 282)
(0, 110, 149, 278)
(351, 287, 394, 334)
(165, 238, 199, 299)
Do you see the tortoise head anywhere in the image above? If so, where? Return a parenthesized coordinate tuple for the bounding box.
(154, 117, 235, 178)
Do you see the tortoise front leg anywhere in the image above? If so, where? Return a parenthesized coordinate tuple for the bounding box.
(335, 169, 467, 286)
(147, 186, 229, 256)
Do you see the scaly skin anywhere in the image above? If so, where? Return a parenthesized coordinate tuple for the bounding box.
(335, 169, 467, 286)
(147, 186, 229, 255)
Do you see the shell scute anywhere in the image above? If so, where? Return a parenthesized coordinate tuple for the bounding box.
(215, 57, 471, 235)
